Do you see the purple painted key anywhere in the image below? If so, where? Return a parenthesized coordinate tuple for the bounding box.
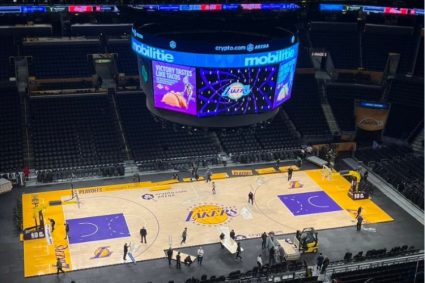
(66, 213, 130, 244)
(278, 191, 342, 216)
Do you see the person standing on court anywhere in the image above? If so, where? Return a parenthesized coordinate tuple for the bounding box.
(248, 191, 254, 205)
(56, 258, 65, 275)
(356, 214, 363, 231)
(261, 232, 267, 249)
(288, 167, 294, 182)
(197, 246, 204, 265)
(212, 182, 216, 195)
(235, 242, 242, 261)
(140, 226, 147, 243)
(316, 253, 324, 270)
(181, 227, 188, 244)
(123, 243, 128, 261)
(230, 229, 236, 240)
(219, 232, 225, 248)
(205, 168, 212, 183)
(167, 247, 173, 266)
(356, 207, 362, 218)
(176, 252, 181, 269)
(49, 218, 55, 232)
(64, 223, 69, 240)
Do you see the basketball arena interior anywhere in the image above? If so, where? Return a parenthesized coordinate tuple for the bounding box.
(0, 1, 423, 283)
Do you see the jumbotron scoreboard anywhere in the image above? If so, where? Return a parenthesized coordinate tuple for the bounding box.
(132, 19, 298, 127)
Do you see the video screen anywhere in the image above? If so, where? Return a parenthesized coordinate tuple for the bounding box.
(152, 61, 197, 116)
(197, 66, 278, 117)
(273, 57, 297, 108)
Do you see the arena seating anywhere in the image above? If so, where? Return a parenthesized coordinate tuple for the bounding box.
(296, 30, 313, 68)
(30, 94, 125, 169)
(414, 38, 424, 77)
(385, 77, 424, 139)
(219, 114, 300, 156)
(108, 40, 138, 76)
(23, 41, 102, 79)
(355, 145, 424, 209)
(362, 25, 415, 73)
(331, 261, 423, 283)
(284, 74, 332, 140)
(0, 38, 15, 81)
(326, 83, 383, 131)
(0, 87, 23, 173)
(115, 92, 220, 162)
(310, 22, 360, 69)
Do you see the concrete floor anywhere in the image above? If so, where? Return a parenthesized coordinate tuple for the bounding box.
(0, 162, 423, 283)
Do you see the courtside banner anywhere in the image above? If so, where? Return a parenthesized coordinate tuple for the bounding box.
(355, 101, 390, 131)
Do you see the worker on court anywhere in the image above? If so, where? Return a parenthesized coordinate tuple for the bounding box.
(181, 227, 188, 244)
(230, 229, 236, 240)
(140, 227, 147, 243)
(56, 258, 65, 275)
(288, 167, 294, 181)
(64, 223, 69, 240)
(176, 252, 181, 269)
(219, 232, 225, 248)
(356, 207, 362, 219)
(261, 232, 267, 249)
(123, 243, 129, 261)
(212, 182, 216, 194)
(49, 218, 55, 232)
(235, 242, 242, 261)
(248, 191, 254, 205)
(197, 246, 204, 265)
(167, 247, 173, 266)
(356, 214, 364, 231)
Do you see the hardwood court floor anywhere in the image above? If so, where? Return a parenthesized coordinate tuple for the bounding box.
(22, 169, 393, 277)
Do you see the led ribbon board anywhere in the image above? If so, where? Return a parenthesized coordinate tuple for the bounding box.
(132, 37, 298, 68)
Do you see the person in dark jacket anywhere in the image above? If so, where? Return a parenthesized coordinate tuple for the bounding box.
(261, 232, 267, 249)
(140, 227, 147, 243)
(176, 252, 181, 269)
(123, 243, 128, 260)
(316, 253, 324, 270)
(321, 257, 330, 274)
(167, 247, 173, 266)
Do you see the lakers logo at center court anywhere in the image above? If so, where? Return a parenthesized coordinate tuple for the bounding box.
(185, 204, 238, 225)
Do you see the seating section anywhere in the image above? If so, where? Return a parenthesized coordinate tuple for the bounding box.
(30, 95, 124, 169)
(296, 30, 312, 68)
(327, 84, 383, 131)
(356, 145, 424, 209)
(284, 74, 332, 140)
(24, 42, 101, 78)
(0, 88, 23, 173)
(385, 78, 424, 139)
(310, 23, 360, 69)
(115, 93, 219, 162)
(414, 38, 423, 77)
(332, 261, 422, 283)
(362, 26, 414, 72)
(108, 41, 138, 76)
(0, 37, 15, 81)
(219, 115, 300, 155)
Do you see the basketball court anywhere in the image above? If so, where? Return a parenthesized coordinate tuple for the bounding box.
(22, 168, 393, 277)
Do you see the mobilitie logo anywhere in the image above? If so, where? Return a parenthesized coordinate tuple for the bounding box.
(244, 46, 297, 67)
(132, 40, 174, 63)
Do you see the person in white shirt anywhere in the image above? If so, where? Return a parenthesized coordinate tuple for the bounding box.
(257, 255, 263, 268)
(197, 247, 204, 265)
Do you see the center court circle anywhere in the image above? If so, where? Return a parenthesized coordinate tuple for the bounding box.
(185, 204, 238, 225)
